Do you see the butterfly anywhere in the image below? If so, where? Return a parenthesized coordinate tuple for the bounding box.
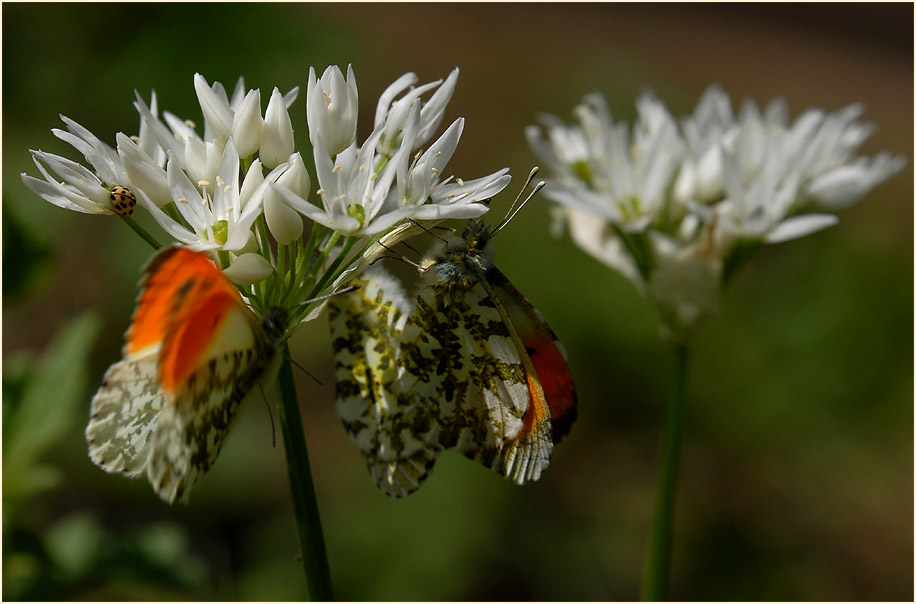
(330, 169, 577, 497)
(86, 246, 287, 503)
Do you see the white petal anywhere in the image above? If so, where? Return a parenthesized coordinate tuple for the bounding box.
(806, 153, 906, 209)
(765, 214, 838, 243)
(117, 133, 171, 207)
(135, 189, 202, 245)
(374, 72, 417, 127)
(21, 173, 108, 214)
(194, 73, 233, 143)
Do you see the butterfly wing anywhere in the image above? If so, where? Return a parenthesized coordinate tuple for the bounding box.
(87, 247, 278, 504)
(87, 356, 163, 476)
(329, 266, 441, 497)
(408, 259, 554, 485)
(483, 266, 578, 444)
(146, 310, 278, 503)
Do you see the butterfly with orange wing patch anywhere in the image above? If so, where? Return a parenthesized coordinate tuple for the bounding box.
(330, 169, 577, 496)
(86, 247, 287, 503)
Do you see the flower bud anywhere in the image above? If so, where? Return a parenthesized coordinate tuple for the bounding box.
(307, 65, 359, 157)
(222, 252, 274, 285)
(232, 89, 263, 159)
(263, 156, 307, 244)
(261, 88, 295, 168)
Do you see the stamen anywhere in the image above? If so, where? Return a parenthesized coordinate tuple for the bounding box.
(178, 198, 190, 204)
(130, 135, 140, 143)
(332, 165, 342, 173)
(431, 167, 440, 176)
(456, 177, 465, 186)
(198, 180, 210, 188)
(185, 119, 196, 129)
(316, 188, 326, 196)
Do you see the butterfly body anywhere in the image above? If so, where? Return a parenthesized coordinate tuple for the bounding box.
(331, 218, 577, 496)
(87, 247, 285, 503)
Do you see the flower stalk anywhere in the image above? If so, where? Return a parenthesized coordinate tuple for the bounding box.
(274, 347, 334, 601)
(119, 214, 161, 250)
(641, 343, 688, 601)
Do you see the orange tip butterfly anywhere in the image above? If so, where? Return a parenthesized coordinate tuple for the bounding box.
(330, 169, 577, 496)
(86, 247, 286, 503)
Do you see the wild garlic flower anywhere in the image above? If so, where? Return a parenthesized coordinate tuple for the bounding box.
(23, 65, 512, 331)
(141, 140, 272, 253)
(529, 85, 905, 342)
(21, 116, 131, 215)
(275, 67, 508, 239)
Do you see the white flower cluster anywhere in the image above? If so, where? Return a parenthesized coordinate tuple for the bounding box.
(527, 85, 906, 342)
(22, 66, 509, 303)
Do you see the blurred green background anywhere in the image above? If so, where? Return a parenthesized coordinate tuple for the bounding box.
(3, 3, 912, 601)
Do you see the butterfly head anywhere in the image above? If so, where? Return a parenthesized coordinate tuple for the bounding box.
(459, 219, 494, 256)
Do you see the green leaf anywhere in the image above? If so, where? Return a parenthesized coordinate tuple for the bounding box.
(3, 313, 101, 500)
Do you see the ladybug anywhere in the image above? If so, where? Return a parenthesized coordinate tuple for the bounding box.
(110, 185, 137, 217)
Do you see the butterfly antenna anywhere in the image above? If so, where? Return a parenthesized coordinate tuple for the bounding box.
(283, 353, 323, 385)
(400, 240, 423, 258)
(492, 167, 546, 236)
(371, 241, 426, 270)
(299, 284, 361, 307)
(257, 384, 277, 448)
(408, 218, 452, 246)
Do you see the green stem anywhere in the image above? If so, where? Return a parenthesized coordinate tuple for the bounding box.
(305, 236, 356, 300)
(274, 349, 334, 601)
(641, 343, 689, 601)
(119, 215, 161, 250)
(298, 231, 340, 300)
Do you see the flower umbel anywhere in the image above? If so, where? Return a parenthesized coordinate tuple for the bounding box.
(528, 85, 906, 342)
(22, 66, 510, 330)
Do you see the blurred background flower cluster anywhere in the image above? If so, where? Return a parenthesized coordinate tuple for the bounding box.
(3, 4, 911, 600)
